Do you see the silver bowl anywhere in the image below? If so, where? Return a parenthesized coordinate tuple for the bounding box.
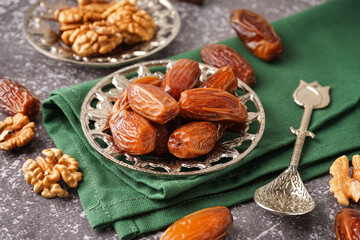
(80, 59, 265, 175)
(24, 0, 181, 67)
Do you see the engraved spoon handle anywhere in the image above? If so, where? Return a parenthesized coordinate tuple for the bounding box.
(290, 105, 314, 167)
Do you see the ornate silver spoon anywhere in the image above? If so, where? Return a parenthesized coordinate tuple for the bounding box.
(253, 80, 331, 215)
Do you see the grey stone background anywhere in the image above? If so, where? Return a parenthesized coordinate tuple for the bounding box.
(1, 0, 355, 239)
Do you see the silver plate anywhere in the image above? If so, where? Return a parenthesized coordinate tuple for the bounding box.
(80, 59, 265, 175)
(24, 0, 181, 67)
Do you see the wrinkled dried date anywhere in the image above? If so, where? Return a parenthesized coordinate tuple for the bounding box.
(127, 83, 179, 124)
(215, 123, 227, 142)
(161, 59, 201, 100)
(178, 88, 248, 123)
(109, 109, 156, 155)
(201, 44, 255, 87)
(110, 76, 162, 118)
(110, 89, 130, 117)
(225, 122, 248, 134)
(0, 78, 40, 120)
(335, 208, 360, 240)
(152, 122, 171, 156)
(168, 116, 185, 132)
(161, 206, 233, 240)
(200, 66, 238, 93)
(230, 9, 284, 62)
(168, 121, 217, 159)
(133, 75, 161, 87)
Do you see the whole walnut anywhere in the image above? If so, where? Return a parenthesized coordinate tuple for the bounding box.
(23, 148, 82, 198)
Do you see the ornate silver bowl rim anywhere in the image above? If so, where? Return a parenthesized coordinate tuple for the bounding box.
(23, 0, 181, 67)
(80, 59, 265, 175)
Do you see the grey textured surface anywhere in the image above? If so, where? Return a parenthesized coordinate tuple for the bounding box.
(1, 0, 354, 239)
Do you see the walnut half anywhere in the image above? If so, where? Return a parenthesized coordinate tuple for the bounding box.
(329, 155, 360, 206)
(23, 148, 82, 198)
(55, 2, 115, 25)
(106, 4, 156, 43)
(69, 20, 124, 57)
(78, 0, 109, 7)
(0, 113, 36, 151)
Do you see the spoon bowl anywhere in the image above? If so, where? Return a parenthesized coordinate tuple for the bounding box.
(254, 166, 315, 216)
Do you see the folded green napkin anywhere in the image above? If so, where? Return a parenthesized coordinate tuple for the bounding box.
(42, 0, 360, 238)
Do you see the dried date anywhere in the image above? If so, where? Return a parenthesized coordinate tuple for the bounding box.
(110, 89, 130, 118)
(133, 76, 162, 87)
(161, 59, 201, 100)
(200, 66, 238, 93)
(127, 83, 179, 124)
(168, 116, 185, 132)
(161, 206, 233, 240)
(110, 76, 161, 118)
(335, 208, 360, 240)
(152, 123, 171, 156)
(109, 109, 156, 155)
(201, 44, 255, 87)
(230, 9, 284, 62)
(168, 121, 217, 159)
(178, 88, 248, 123)
(0, 78, 40, 120)
(225, 122, 248, 135)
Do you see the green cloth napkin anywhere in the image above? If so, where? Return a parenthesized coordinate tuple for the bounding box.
(42, 0, 360, 238)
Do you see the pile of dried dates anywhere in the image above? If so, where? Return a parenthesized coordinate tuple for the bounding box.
(109, 58, 248, 159)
